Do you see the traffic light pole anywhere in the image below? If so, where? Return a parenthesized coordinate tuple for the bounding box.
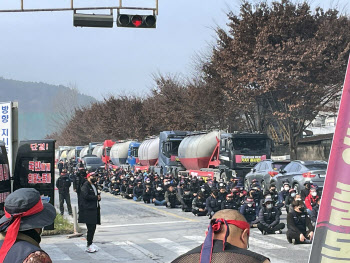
(0, 0, 159, 14)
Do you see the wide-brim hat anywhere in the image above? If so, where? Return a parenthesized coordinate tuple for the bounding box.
(0, 188, 56, 232)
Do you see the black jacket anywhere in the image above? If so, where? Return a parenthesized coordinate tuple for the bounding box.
(287, 210, 314, 235)
(258, 206, 280, 228)
(78, 181, 101, 225)
(206, 196, 221, 214)
(192, 197, 206, 211)
(56, 175, 71, 194)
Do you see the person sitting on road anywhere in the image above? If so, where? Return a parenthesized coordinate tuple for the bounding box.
(133, 180, 144, 202)
(239, 198, 258, 227)
(153, 186, 167, 206)
(288, 193, 302, 213)
(305, 186, 320, 217)
(277, 182, 290, 209)
(180, 188, 193, 212)
(172, 209, 270, 263)
(120, 179, 128, 198)
(165, 185, 181, 208)
(125, 183, 134, 199)
(310, 198, 320, 224)
(217, 185, 228, 207)
(143, 181, 154, 204)
(206, 190, 221, 219)
(192, 192, 207, 216)
(221, 193, 240, 210)
(286, 200, 314, 244)
(285, 189, 297, 214)
(257, 196, 285, 235)
(301, 181, 312, 201)
(264, 184, 278, 204)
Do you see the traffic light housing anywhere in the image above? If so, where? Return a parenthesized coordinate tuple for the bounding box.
(74, 13, 114, 28)
(117, 14, 156, 28)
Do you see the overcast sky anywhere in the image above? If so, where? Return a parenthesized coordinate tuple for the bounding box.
(0, 0, 348, 100)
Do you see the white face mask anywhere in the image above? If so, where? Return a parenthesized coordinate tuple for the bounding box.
(201, 188, 205, 192)
(296, 198, 302, 201)
(247, 203, 253, 207)
(291, 193, 296, 197)
(266, 204, 273, 209)
(284, 187, 290, 191)
(312, 192, 317, 197)
(156, 187, 162, 191)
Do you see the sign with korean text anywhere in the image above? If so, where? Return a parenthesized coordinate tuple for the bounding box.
(309, 56, 350, 262)
(0, 142, 10, 216)
(13, 140, 56, 230)
(0, 102, 12, 175)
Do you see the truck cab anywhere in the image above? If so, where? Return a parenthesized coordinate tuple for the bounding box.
(219, 133, 273, 177)
(127, 141, 141, 168)
(158, 131, 188, 175)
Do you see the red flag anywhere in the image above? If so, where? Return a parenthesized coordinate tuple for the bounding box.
(309, 55, 350, 262)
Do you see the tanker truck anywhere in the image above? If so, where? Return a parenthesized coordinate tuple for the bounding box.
(134, 131, 189, 175)
(110, 141, 140, 170)
(178, 131, 273, 180)
(135, 137, 159, 172)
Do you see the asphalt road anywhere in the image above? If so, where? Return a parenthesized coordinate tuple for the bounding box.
(48, 178, 312, 263)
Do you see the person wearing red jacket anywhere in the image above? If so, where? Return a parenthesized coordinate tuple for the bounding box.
(304, 187, 319, 216)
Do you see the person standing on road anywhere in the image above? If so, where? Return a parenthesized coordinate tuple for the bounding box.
(57, 159, 64, 174)
(0, 188, 56, 263)
(56, 169, 73, 216)
(79, 172, 101, 253)
(172, 209, 270, 263)
(73, 167, 86, 211)
(257, 196, 285, 235)
(286, 200, 314, 244)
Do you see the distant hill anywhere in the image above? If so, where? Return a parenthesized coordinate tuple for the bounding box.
(0, 77, 97, 140)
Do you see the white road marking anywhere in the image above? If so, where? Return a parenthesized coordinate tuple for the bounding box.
(184, 236, 204, 244)
(249, 237, 286, 249)
(41, 244, 71, 261)
(74, 242, 118, 261)
(149, 238, 190, 255)
(98, 220, 188, 228)
(113, 241, 160, 260)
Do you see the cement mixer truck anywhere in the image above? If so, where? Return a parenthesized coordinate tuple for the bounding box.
(178, 131, 273, 180)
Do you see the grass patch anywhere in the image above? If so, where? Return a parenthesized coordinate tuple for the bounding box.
(42, 213, 74, 236)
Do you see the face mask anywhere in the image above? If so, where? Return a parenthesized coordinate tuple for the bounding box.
(291, 193, 296, 197)
(295, 198, 302, 201)
(247, 203, 253, 207)
(299, 207, 305, 212)
(130, 178, 134, 181)
(284, 187, 290, 191)
(266, 204, 273, 209)
(90, 178, 97, 183)
(312, 192, 317, 197)
(201, 188, 205, 192)
(184, 192, 190, 195)
(156, 187, 162, 191)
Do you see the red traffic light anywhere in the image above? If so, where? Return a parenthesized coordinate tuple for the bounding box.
(131, 15, 143, 27)
(117, 14, 156, 28)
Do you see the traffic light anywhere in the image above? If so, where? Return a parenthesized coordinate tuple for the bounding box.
(117, 14, 156, 28)
(74, 13, 114, 28)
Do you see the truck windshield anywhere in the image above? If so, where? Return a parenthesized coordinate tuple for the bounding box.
(232, 138, 267, 151)
(163, 140, 181, 158)
(130, 147, 139, 157)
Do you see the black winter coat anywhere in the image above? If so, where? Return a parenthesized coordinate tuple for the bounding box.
(56, 175, 71, 194)
(78, 181, 101, 225)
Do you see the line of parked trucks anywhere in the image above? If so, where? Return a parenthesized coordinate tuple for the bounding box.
(56, 130, 274, 180)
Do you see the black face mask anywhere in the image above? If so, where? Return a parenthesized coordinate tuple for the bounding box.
(90, 178, 97, 183)
(299, 207, 305, 212)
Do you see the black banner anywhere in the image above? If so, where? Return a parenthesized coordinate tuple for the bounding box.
(13, 140, 56, 230)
